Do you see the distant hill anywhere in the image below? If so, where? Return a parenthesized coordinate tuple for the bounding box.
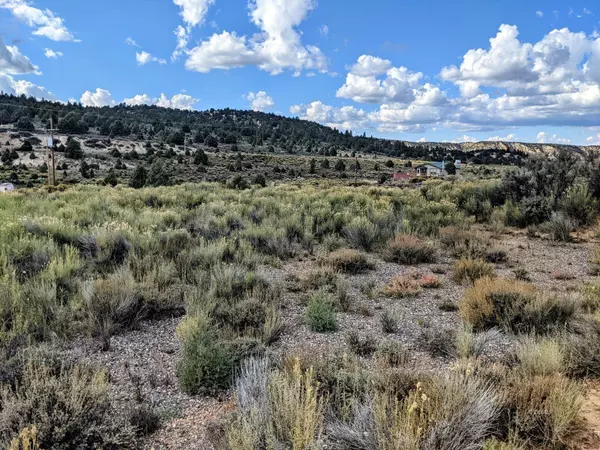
(0, 93, 594, 164)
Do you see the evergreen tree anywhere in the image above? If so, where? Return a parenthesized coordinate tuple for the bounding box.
(65, 137, 84, 159)
(194, 149, 208, 165)
(129, 164, 147, 189)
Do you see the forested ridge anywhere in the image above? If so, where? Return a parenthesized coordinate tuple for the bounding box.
(0, 93, 527, 164)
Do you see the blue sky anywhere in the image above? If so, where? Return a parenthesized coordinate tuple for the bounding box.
(1, 0, 600, 145)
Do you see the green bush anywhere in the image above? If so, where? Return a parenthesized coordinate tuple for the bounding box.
(560, 184, 597, 227)
(344, 217, 380, 252)
(306, 291, 337, 332)
(176, 315, 262, 395)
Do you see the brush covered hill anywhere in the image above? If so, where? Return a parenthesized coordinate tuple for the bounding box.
(0, 93, 595, 164)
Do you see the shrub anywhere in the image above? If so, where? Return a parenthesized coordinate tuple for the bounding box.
(305, 291, 337, 332)
(460, 277, 577, 333)
(346, 331, 377, 357)
(439, 226, 490, 259)
(176, 315, 262, 395)
(81, 269, 144, 350)
(0, 358, 137, 449)
(516, 337, 565, 377)
(128, 165, 147, 188)
(417, 273, 442, 288)
(545, 212, 574, 242)
(560, 184, 597, 227)
(375, 341, 410, 367)
(335, 278, 353, 312)
(344, 217, 380, 252)
(452, 258, 495, 285)
(380, 310, 398, 333)
(267, 358, 325, 449)
(419, 327, 456, 358)
(385, 274, 422, 298)
(455, 325, 502, 360)
(500, 373, 585, 448)
(319, 248, 373, 273)
(382, 234, 436, 265)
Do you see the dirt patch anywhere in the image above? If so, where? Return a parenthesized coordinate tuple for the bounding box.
(583, 382, 600, 449)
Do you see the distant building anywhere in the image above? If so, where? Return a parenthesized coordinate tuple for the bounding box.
(415, 162, 447, 177)
(0, 183, 15, 193)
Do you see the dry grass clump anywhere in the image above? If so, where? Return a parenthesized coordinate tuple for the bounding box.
(499, 372, 586, 448)
(460, 277, 578, 333)
(418, 273, 442, 288)
(319, 248, 374, 274)
(225, 357, 325, 450)
(375, 341, 410, 368)
(382, 233, 436, 265)
(385, 274, 422, 298)
(516, 337, 565, 377)
(452, 258, 495, 285)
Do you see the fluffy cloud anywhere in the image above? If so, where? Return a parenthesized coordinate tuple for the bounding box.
(80, 88, 116, 107)
(0, 36, 37, 74)
(185, 0, 327, 75)
(536, 11, 543, 18)
(186, 32, 263, 72)
(171, 0, 215, 60)
(337, 56, 424, 104)
(136, 51, 166, 66)
(301, 25, 600, 135)
(290, 101, 369, 131)
(247, 91, 274, 111)
(124, 93, 199, 110)
(173, 0, 215, 27)
(486, 133, 517, 141)
(537, 131, 571, 144)
(0, 73, 57, 100)
(44, 48, 62, 59)
(0, 0, 79, 42)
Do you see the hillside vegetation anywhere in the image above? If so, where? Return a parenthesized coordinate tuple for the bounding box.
(1, 144, 600, 447)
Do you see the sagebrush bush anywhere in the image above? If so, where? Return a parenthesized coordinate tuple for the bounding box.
(560, 184, 598, 227)
(452, 258, 495, 285)
(545, 212, 573, 242)
(439, 226, 490, 259)
(346, 331, 377, 357)
(460, 277, 577, 333)
(375, 341, 410, 367)
(344, 217, 380, 252)
(82, 269, 144, 350)
(382, 233, 436, 265)
(516, 337, 565, 377)
(0, 357, 137, 449)
(305, 291, 337, 332)
(319, 248, 373, 273)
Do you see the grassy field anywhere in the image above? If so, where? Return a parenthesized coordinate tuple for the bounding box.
(1, 172, 600, 448)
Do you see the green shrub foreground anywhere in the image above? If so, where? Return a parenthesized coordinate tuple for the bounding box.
(0, 171, 599, 448)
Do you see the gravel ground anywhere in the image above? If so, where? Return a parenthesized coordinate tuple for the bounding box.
(52, 230, 597, 448)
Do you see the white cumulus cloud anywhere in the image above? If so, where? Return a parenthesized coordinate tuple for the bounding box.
(80, 88, 116, 107)
(136, 51, 167, 66)
(185, 0, 327, 75)
(44, 48, 63, 59)
(0, 36, 38, 74)
(0, 0, 79, 42)
(124, 93, 199, 110)
(247, 91, 274, 111)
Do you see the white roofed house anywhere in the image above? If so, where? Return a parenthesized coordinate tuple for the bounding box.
(415, 162, 447, 177)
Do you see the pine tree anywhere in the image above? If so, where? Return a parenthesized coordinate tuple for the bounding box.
(129, 165, 147, 189)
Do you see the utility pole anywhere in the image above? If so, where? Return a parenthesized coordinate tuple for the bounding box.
(47, 117, 57, 186)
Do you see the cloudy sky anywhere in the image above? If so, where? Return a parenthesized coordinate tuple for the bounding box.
(1, 0, 600, 145)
